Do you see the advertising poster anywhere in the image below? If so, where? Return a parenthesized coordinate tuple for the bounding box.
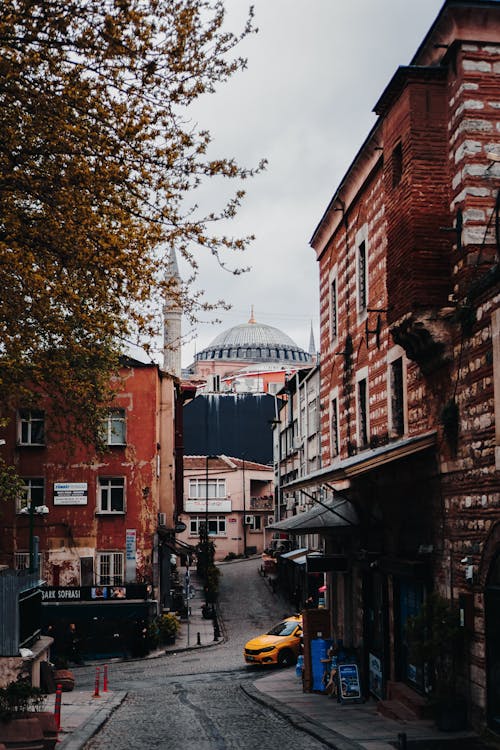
(338, 663, 362, 701)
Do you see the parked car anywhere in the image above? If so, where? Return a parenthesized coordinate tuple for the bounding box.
(243, 616, 302, 666)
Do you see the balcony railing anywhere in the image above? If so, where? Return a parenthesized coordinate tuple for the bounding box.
(249, 495, 274, 511)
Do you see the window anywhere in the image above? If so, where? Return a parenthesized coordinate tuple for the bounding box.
(14, 552, 42, 572)
(98, 477, 125, 513)
(389, 356, 405, 437)
(189, 516, 226, 536)
(331, 397, 339, 458)
(392, 142, 403, 187)
(18, 410, 45, 446)
(101, 409, 126, 445)
(357, 240, 367, 314)
(330, 276, 338, 341)
(248, 515, 262, 531)
(308, 397, 319, 434)
(97, 552, 124, 585)
(18, 478, 44, 513)
(188, 478, 226, 499)
(357, 375, 369, 448)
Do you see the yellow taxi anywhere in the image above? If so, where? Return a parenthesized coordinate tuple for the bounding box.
(243, 616, 302, 667)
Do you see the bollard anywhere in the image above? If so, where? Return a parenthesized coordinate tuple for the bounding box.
(94, 666, 100, 697)
(197, 632, 201, 645)
(397, 732, 407, 750)
(103, 664, 108, 692)
(54, 684, 62, 730)
(213, 618, 221, 641)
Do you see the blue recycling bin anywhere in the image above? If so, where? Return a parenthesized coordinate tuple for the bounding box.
(311, 637, 333, 692)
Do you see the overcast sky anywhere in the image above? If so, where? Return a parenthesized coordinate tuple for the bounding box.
(175, 0, 445, 368)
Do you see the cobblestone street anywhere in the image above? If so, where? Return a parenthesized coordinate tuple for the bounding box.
(80, 558, 328, 749)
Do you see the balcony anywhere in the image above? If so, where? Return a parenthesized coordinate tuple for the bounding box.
(249, 495, 274, 511)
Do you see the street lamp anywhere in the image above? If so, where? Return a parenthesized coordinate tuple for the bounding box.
(203, 454, 217, 608)
(20, 500, 49, 573)
(242, 456, 247, 557)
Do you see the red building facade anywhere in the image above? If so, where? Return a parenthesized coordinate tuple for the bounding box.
(0, 357, 178, 645)
(301, 0, 500, 733)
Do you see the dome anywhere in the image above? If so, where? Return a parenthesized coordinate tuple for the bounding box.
(195, 314, 312, 366)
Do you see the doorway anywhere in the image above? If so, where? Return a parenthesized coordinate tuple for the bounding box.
(486, 553, 500, 733)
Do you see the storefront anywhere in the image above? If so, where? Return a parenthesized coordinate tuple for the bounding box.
(41, 584, 157, 660)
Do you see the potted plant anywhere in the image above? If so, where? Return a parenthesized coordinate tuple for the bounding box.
(157, 613, 180, 645)
(0, 679, 47, 750)
(406, 593, 467, 731)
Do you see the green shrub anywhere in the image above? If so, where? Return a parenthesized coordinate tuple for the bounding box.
(157, 613, 180, 643)
(0, 680, 45, 721)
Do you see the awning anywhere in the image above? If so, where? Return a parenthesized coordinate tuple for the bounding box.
(269, 498, 358, 533)
(282, 431, 437, 492)
(279, 547, 308, 560)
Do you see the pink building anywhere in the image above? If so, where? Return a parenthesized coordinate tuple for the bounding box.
(177, 455, 274, 561)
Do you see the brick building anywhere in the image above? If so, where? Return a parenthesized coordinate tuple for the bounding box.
(0, 357, 179, 660)
(281, 0, 499, 734)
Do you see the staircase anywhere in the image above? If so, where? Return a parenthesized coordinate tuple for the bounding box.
(377, 681, 433, 721)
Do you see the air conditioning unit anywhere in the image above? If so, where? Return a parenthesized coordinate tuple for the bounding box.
(158, 512, 167, 527)
(293, 438, 303, 451)
(244, 515, 254, 525)
(267, 516, 275, 526)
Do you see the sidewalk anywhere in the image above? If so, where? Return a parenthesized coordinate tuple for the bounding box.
(243, 668, 496, 750)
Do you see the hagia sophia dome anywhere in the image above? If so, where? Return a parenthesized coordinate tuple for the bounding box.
(194, 310, 312, 367)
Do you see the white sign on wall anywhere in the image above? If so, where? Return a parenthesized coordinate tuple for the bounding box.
(185, 499, 232, 513)
(54, 482, 88, 505)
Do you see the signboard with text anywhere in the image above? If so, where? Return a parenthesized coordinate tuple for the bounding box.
(54, 482, 88, 505)
(185, 499, 232, 513)
(338, 663, 362, 702)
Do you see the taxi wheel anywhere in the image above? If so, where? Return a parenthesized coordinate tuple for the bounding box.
(277, 649, 295, 667)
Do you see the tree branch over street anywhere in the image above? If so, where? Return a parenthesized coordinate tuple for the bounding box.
(0, 0, 263, 446)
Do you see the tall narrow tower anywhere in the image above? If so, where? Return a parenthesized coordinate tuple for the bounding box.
(163, 248, 182, 378)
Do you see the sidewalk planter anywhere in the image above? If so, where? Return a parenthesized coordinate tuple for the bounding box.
(34, 712, 58, 750)
(53, 670, 75, 692)
(0, 717, 44, 750)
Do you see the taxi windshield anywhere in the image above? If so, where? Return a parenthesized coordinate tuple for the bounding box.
(267, 620, 299, 637)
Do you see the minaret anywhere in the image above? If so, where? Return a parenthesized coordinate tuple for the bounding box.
(308, 321, 316, 361)
(163, 248, 182, 378)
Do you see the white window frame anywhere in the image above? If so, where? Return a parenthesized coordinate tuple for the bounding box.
(17, 477, 45, 513)
(96, 552, 124, 585)
(387, 346, 407, 438)
(356, 367, 370, 448)
(189, 516, 227, 537)
(355, 224, 369, 319)
(17, 409, 45, 446)
(14, 552, 42, 572)
(188, 478, 226, 500)
(102, 408, 126, 446)
(98, 477, 125, 513)
(248, 515, 262, 532)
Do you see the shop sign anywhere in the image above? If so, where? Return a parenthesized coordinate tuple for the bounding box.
(338, 663, 362, 702)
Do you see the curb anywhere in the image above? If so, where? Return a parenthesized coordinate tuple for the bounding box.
(57, 691, 128, 750)
(240, 682, 361, 750)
